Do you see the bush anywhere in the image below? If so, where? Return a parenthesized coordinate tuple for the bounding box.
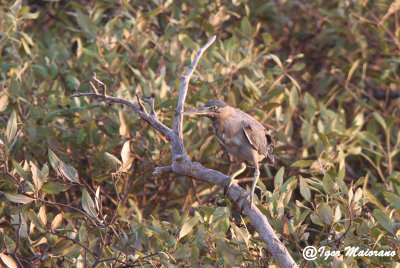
(0, 0, 399, 266)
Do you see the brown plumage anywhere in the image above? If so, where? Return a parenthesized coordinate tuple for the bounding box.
(183, 100, 274, 209)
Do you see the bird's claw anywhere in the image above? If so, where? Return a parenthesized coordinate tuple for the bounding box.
(236, 193, 253, 214)
(223, 177, 235, 197)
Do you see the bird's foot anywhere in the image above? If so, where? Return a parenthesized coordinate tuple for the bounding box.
(236, 192, 254, 214)
(223, 177, 236, 197)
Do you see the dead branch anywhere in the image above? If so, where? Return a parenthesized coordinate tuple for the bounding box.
(72, 35, 298, 268)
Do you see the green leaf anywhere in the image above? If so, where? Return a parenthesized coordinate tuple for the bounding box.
(66, 75, 80, 90)
(20, 11, 39, 20)
(291, 63, 305, 71)
(322, 174, 336, 194)
(82, 189, 98, 219)
(20, 32, 33, 45)
(179, 216, 199, 239)
(231, 224, 249, 246)
(383, 192, 400, 210)
(28, 209, 46, 231)
(0, 253, 18, 268)
(299, 177, 311, 202)
(373, 112, 387, 130)
(318, 203, 333, 225)
(5, 193, 34, 204)
(244, 75, 261, 97)
(75, 10, 96, 37)
(6, 111, 17, 144)
(78, 224, 87, 243)
(32, 64, 49, 77)
(291, 160, 313, 168)
(60, 162, 80, 184)
(268, 54, 283, 69)
(240, 17, 253, 38)
(287, 74, 301, 91)
(373, 209, 394, 234)
(274, 167, 284, 188)
(12, 160, 28, 180)
(21, 38, 31, 55)
(41, 182, 69, 194)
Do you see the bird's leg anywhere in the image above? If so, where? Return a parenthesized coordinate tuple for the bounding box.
(238, 167, 260, 213)
(223, 162, 246, 197)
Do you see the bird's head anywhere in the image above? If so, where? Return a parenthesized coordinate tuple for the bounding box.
(183, 100, 231, 118)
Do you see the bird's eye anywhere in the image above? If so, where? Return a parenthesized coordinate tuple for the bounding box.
(212, 106, 217, 110)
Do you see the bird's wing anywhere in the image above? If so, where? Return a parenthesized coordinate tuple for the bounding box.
(242, 121, 275, 162)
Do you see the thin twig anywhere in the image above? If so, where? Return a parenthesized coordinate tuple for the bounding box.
(143, 98, 156, 117)
(50, 230, 96, 259)
(135, 92, 147, 113)
(174, 35, 217, 140)
(152, 165, 172, 176)
(72, 92, 173, 139)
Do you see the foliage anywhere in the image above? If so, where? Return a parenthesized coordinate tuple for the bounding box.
(1, 0, 400, 266)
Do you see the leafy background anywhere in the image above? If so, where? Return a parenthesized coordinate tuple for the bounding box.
(1, 0, 400, 267)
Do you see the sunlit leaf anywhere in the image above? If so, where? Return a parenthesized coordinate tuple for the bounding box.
(0, 93, 9, 112)
(179, 216, 199, 239)
(6, 111, 17, 144)
(51, 213, 63, 231)
(121, 140, 131, 164)
(30, 161, 43, 192)
(60, 162, 80, 184)
(38, 206, 47, 225)
(0, 253, 18, 268)
(104, 152, 122, 168)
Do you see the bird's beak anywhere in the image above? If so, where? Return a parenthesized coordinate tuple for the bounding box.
(182, 106, 210, 116)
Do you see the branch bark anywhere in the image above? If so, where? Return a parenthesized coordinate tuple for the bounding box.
(72, 35, 298, 268)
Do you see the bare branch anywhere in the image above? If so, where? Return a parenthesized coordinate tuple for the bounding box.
(174, 35, 217, 140)
(72, 92, 140, 113)
(72, 92, 173, 139)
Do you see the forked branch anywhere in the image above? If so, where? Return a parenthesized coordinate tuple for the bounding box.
(72, 35, 297, 268)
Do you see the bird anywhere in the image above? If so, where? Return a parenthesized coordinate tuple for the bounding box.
(183, 100, 274, 210)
